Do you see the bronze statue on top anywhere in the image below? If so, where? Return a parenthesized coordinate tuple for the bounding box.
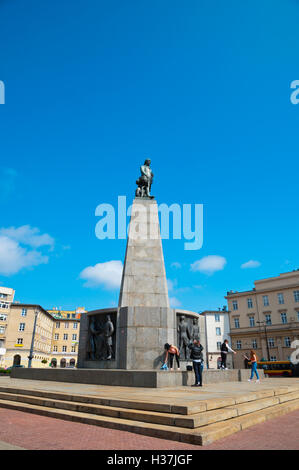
(135, 159, 154, 198)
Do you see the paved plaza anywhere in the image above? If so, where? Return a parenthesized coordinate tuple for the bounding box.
(0, 401, 298, 450)
(0, 376, 298, 450)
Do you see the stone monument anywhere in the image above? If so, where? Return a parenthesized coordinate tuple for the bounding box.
(78, 159, 202, 371)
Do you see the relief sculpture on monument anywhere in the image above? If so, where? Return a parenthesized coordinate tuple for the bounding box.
(87, 314, 116, 361)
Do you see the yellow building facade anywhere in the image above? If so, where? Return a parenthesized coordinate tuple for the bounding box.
(0, 294, 85, 369)
(226, 271, 299, 368)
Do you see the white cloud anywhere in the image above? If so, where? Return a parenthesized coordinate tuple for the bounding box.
(0, 225, 54, 249)
(0, 236, 48, 276)
(169, 296, 182, 308)
(80, 260, 123, 289)
(241, 260, 261, 269)
(191, 255, 227, 275)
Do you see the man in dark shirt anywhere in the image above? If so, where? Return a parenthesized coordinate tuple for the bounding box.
(188, 339, 204, 386)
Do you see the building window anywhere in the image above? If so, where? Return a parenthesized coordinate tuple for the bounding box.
(247, 298, 253, 309)
(64, 323, 69, 329)
(72, 314, 76, 319)
(63, 334, 68, 340)
(216, 327, 221, 336)
(0, 314, 7, 321)
(214, 314, 220, 322)
(54, 334, 59, 340)
(270, 356, 277, 361)
(53, 346, 58, 352)
(252, 339, 257, 349)
(268, 338, 275, 348)
(263, 295, 269, 307)
(232, 301, 238, 311)
(0, 293, 7, 299)
(72, 334, 77, 341)
(265, 314, 272, 326)
(21, 308, 27, 316)
(217, 341, 221, 350)
(0, 302, 9, 309)
(73, 322, 78, 329)
(249, 316, 255, 327)
(234, 318, 240, 328)
(0, 326, 5, 334)
(19, 323, 25, 332)
(67, 314, 70, 319)
(281, 312, 288, 324)
(278, 293, 284, 305)
(17, 338, 23, 344)
(284, 337, 291, 347)
(297, 311, 299, 321)
(56, 322, 60, 328)
(71, 346, 76, 352)
(62, 346, 67, 352)
(236, 340, 242, 350)
(294, 291, 299, 302)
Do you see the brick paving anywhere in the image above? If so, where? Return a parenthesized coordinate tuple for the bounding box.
(0, 407, 298, 450)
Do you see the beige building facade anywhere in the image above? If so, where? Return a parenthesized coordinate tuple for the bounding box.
(0, 286, 15, 367)
(48, 308, 83, 368)
(4, 304, 53, 368)
(0, 293, 85, 368)
(226, 270, 299, 369)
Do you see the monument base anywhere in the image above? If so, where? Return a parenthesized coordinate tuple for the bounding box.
(10, 367, 263, 388)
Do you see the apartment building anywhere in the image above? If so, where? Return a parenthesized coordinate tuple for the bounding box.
(48, 308, 84, 368)
(0, 286, 15, 366)
(226, 270, 299, 368)
(0, 292, 85, 368)
(201, 309, 233, 369)
(5, 304, 54, 368)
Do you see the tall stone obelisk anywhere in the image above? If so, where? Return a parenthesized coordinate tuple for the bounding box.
(115, 160, 176, 369)
(118, 197, 169, 308)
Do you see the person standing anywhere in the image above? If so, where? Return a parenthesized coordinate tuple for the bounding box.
(163, 343, 180, 370)
(245, 350, 260, 383)
(220, 339, 236, 369)
(188, 339, 204, 386)
(243, 353, 249, 369)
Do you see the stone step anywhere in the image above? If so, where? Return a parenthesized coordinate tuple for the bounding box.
(0, 396, 299, 446)
(0, 386, 195, 415)
(0, 391, 237, 429)
(0, 388, 298, 430)
(1, 384, 297, 416)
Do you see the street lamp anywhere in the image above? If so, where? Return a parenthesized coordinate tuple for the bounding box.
(28, 309, 38, 368)
(257, 320, 270, 361)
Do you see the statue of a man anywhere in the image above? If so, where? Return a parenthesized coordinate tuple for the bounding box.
(178, 315, 191, 360)
(102, 315, 114, 360)
(88, 317, 99, 360)
(192, 317, 200, 342)
(136, 159, 154, 198)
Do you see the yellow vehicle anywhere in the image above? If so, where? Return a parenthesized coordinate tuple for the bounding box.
(254, 361, 298, 377)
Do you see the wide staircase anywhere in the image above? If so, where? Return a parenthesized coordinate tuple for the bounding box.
(0, 383, 299, 445)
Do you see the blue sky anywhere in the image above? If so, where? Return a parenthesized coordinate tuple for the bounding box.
(0, 0, 298, 312)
